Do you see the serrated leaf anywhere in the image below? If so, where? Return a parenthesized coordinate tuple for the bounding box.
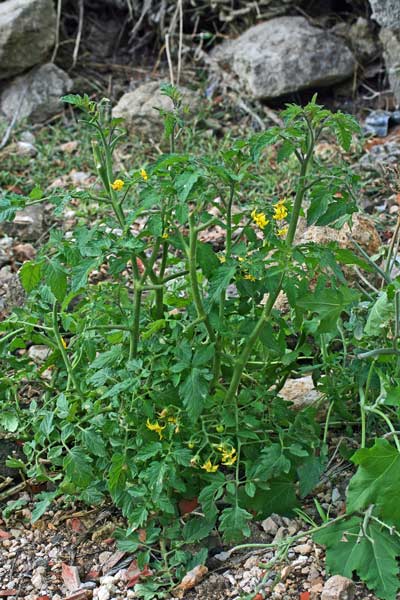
(183, 516, 214, 543)
(64, 447, 94, 488)
(207, 264, 236, 304)
(179, 367, 210, 421)
(347, 439, 400, 527)
(314, 516, 400, 600)
(44, 260, 67, 301)
(0, 412, 19, 433)
(89, 345, 122, 369)
(81, 428, 107, 457)
(19, 261, 42, 293)
(364, 293, 393, 336)
(219, 505, 252, 542)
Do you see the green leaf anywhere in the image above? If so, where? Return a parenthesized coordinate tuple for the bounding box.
(347, 439, 400, 527)
(219, 505, 252, 542)
(179, 367, 210, 421)
(81, 428, 107, 457)
(108, 453, 128, 494)
(39, 411, 54, 436)
(183, 516, 215, 543)
(29, 187, 43, 200)
(297, 455, 325, 498)
(207, 264, 236, 305)
(44, 260, 67, 301)
(0, 412, 19, 433)
(64, 447, 94, 488)
(297, 286, 359, 332)
(314, 516, 400, 600)
(175, 170, 202, 202)
(90, 345, 122, 369)
(19, 261, 42, 293)
(31, 494, 55, 523)
(364, 293, 393, 336)
(197, 242, 219, 278)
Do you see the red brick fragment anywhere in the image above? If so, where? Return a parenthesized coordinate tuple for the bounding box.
(126, 559, 152, 588)
(61, 563, 81, 593)
(0, 530, 11, 539)
(0, 591, 18, 597)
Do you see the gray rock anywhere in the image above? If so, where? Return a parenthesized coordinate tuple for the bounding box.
(211, 16, 355, 99)
(380, 28, 400, 105)
(16, 141, 37, 156)
(1, 63, 72, 123)
(369, 0, 400, 28)
(1, 204, 44, 241)
(0, 266, 25, 315)
(349, 18, 380, 63)
(0, 0, 56, 80)
(27, 345, 51, 362)
(321, 575, 355, 600)
(112, 81, 200, 137)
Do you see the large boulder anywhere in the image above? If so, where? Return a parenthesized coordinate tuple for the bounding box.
(0, 0, 56, 80)
(211, 16, 355, 99)
(369, 0, 400, 28)
(1, 63, 73, 122)
(112, 81, 200, 137)
(379, 28, 400, 105)
(368, 1, 400, 105)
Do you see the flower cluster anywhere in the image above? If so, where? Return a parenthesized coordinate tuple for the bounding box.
(140, 168, 148, 181)
(146, 419, 165, 439)
(251, 209, 269, 229)
(273, 199, 289, 238)
(273, 199, 288, 221)
(200, 445, 237, 472)
(111, 178, 124, 191)
(218, 445, 237, 466)
(201, 459, 219, 473)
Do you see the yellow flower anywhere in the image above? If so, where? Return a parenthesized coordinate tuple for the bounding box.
(244, 273, 256, 282)
(111, 179, 124, 191)
(140, 168, 148, 181)
(162, 232, 169, 240)
(277, 226, 288, 237)
(218, 255, 226, 263)
(251, 209, 269, 229)
(146, 419, 166, 439)
(201, 459, 219, 473)
(222, 454, 237, 466)
(238, 256, 245, 262)
(61, 337, 67, 349)
(273, 201, 288, 220)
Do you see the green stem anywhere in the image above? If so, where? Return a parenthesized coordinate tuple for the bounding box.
(129, 285, 142, 360)
(368, 407, 400, 452)
(213, 186, 234, 385)
(188, 212, 215, 342)
(52, 302, 82, 397)
(225, 149, 313, 403)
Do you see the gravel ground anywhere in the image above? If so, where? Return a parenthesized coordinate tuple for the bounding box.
(0, 458, 380, 600)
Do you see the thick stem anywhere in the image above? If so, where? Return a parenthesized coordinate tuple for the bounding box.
(129, 285, 142, 360)
(213, 186, 234, 385)
(188, 212, 215, 342)
(225, 147, 313, 403)
(52, 302, 82, 397)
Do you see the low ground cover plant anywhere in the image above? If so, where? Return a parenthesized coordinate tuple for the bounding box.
(1, 88, 400, 599)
